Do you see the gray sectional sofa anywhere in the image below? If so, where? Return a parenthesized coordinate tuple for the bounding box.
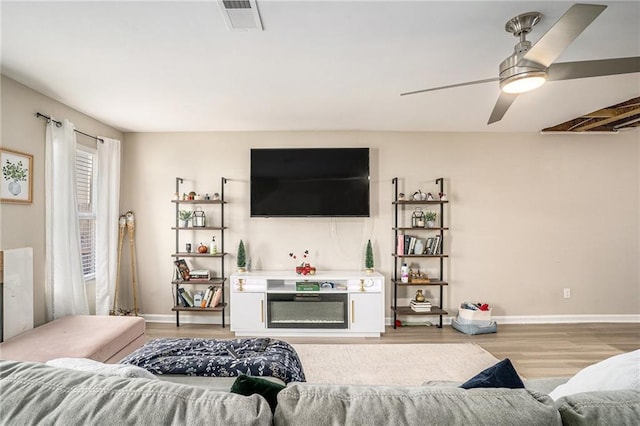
(1, 359, 638, 425)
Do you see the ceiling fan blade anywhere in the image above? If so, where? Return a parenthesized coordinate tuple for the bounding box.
(547, 57, 640, 81)
(401, 77, 499, 96)
(522, 4, 607, 68)
(488, 92, 518, 124)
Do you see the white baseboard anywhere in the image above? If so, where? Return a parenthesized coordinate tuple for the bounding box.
(491, 314, 640, 324)
(388, 314, 640, 326)
(142, 313, 640, 326)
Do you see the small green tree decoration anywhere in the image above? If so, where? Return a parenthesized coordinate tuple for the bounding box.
(365, 239, 374, 273)
(237, 240, 247, 272)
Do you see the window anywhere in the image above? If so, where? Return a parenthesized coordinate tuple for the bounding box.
(76, 146, 97, 280)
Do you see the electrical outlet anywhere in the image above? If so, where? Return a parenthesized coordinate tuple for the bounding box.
(563, 288, 571, 299)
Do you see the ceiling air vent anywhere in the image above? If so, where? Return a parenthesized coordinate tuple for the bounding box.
(219, 0, 263, 31)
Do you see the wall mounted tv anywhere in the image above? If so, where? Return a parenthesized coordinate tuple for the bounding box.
(251, 148, 370, 217)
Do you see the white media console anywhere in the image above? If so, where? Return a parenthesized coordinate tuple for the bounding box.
(230, 271, 385, 337)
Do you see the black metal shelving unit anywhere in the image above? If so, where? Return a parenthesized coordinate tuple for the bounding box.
(172, 177, 228, 327)
(392, 177, 448, 328)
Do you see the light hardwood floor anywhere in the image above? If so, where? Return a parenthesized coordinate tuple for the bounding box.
(145, 322, 639, 379)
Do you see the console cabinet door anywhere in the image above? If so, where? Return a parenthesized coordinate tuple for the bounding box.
(349, 293, 384, 332)
(231, 292, 266, 331)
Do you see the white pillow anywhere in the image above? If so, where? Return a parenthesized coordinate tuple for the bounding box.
(46, 357, 158, 380)
(548, 349, 640, 400)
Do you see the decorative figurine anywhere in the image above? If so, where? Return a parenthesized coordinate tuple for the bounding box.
(426, 192, 434, 201)
(439, 192, 447, 201)
(398, 192, 405, 201)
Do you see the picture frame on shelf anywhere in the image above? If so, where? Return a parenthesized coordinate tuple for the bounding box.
(1, 148, 33, 204)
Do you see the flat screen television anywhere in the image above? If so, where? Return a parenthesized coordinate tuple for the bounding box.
(251, 148, 370, 217)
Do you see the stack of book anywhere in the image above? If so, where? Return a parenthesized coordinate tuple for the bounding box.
(189, 269, 210, 280)
(410, 299, 432, 312)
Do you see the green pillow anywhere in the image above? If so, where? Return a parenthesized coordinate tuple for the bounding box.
(230, 375, 286, 413)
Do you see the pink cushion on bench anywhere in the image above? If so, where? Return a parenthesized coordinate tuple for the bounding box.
(0, 315, 145, 363)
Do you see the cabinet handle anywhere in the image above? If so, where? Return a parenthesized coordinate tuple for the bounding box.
(351, 300, 355, 323)
(260, 300, 264, 323)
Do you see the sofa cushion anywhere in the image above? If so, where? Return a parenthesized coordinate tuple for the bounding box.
(555, 390, 640, 426)
(549, 349, 640, 400)
(0, 360, 272, 426)
(274, 383, 561, 426)
(460, 358, 525, 389)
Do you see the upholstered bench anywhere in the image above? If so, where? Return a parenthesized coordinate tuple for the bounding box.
(0, 315, 145, 363)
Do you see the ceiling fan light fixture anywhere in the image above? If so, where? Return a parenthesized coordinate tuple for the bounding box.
(500, 71, 547, 93)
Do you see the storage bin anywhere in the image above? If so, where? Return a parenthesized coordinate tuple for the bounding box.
(458, 307, 492, 322)
(451, 318, 497, 335)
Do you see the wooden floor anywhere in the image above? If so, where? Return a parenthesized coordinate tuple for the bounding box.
(145, 322, 640, 379)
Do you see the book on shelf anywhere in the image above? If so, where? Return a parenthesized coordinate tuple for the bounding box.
(178, 287, 194, 307)
(174, 259, 190, 280)
(404, 235, 411, 255)
(397, 234, 404, 255)
(410, 299, 432, 312)
(210, 287, 222, 307)
(190, 269, 210, 280)
(205, 285, 215, 307)
(431, 235, 441, 255)
(425, 237, 435, 255)
(177, 291, 190, 307)
(408, 237, 417, 255)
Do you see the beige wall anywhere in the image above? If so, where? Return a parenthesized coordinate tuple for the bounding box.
(2, 74, 638, 326)
(1, 75, 123, 326)
(122, 131, 639, 321)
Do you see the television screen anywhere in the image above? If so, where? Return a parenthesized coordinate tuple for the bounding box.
(251, 148, 370, 217)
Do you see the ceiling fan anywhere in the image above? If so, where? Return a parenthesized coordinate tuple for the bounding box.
(401, 3, 640, 124)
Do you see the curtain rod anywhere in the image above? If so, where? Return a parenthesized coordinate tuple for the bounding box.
(35, 112, 104, 143)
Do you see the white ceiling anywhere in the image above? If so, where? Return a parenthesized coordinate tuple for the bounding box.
(2, 1, 639, 133)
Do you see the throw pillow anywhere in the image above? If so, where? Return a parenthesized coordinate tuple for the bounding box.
(230, 374, 286, 413)
(460, 358, 525, 389)
(46, 357, 158, 380)
(548, 349, 640, 401)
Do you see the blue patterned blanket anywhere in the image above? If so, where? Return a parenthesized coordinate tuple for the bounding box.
(120, 337, 306, 384)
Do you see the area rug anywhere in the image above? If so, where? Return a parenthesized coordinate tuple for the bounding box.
(290, 343, 499, 386)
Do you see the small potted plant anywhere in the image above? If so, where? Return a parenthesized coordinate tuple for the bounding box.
(365, 239, 374, 274)
(237, 240, 247, 272)
(425, 211, 438, 228)
(178, 210, 192, 228)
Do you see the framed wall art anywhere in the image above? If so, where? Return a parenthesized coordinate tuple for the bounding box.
(1, 148, 33, 204)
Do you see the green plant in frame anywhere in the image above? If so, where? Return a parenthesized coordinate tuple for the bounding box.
(2, 159, 27, 183)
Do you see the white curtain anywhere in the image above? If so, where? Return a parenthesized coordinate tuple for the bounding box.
(45, 119, 89, 319)
(95, 137, 121, 315)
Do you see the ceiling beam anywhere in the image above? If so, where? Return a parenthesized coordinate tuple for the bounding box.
(571, 106, 640, 131)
